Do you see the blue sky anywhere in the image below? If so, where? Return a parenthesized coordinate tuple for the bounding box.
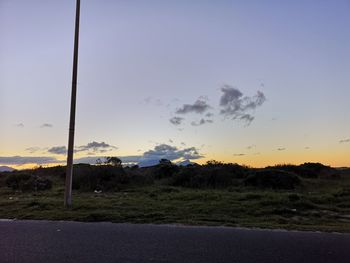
(1, 0, 349, 168)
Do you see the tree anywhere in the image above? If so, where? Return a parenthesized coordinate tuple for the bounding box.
(159, 159, 172, 165)
(105, 157, 122, 167)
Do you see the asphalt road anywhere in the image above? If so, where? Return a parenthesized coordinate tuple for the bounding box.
(0, 220, 349, 263)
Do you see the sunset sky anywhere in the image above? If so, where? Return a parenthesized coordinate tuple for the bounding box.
(1, 0, 349, 169)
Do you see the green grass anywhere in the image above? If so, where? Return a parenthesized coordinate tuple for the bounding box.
(1, 177, 350, 232)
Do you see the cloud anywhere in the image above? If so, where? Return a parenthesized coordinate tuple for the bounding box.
(339, 138, 350, 143)
(72, 156, 143, 166)
(304, 147, 311, 150)
(138, 144, 203, 167)
(246, 145, 256, 150)
(25, 147, 41, 153)
(40, 123, 53, 128)
(48, 146, 67, 155)
(142, 97, 163, 106)
(3, 142, 203, 168)
(219, 85, 266, 125)
(169, 117, 184, 126)
(44, 141, 117, 155)
(0, 156, 60, 165)
(190, 119, 213, 126)
(75, 141, 117, 153)
(71, 144, 203, 167)
(277, 148, 286, 151)
(176, 98, 211, 114)
(239, 114, 254, 125)
(233, 153, 245, 156)
(205, 112, 214, 117)
(15, 123, 24, 128)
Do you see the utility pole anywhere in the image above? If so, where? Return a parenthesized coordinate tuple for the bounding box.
(65, 0, 80, 208)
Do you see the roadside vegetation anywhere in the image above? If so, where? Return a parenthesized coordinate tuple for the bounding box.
(0, 159, 349, 232)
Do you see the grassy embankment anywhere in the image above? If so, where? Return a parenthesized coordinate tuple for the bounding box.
(0, 163, 349, 232)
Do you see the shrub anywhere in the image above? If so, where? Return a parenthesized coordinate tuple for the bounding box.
(152, 163, 179, 179)
(31, 178, 52, 191)
(32, 165, 66, 178)
(202, 168, 237, 188)
(5, 173, 52, 191)
(244, 169, 301, 190)
(124, 168, 154, 186)
(266, 162, 335, 178)
(72, 164, 127, 191)
(205, 160, 224, 166)
(169, 165, 246, 188)
(6, 173, 31, 190)
(169, 166, 199, 187)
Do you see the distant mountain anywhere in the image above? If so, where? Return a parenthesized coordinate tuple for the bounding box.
(138, 159, 159, 168)
(0, 166, 16, 172)
(137, 159, 198, 167)
(176, 159, 198, 166)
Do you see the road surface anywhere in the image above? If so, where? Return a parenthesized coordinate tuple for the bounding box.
(0, 220, 349, 263)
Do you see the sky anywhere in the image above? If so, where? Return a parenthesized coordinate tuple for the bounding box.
(1, 0, 349, 169)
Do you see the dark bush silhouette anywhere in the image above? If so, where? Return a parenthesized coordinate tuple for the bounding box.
(31, 165, 66, 178)
(159, 159, 172, 165)
(266, 162, 335, 178)
(1, 161, 339, 192)
(170, 166, 199, 187)
(153, 161, 179, 179)
(205, 160, 224, 166)
(72, 164, 127, 191)
(5, 173, 52, 191)
(244, 169, 301, 189)
(6, 173, 31, 190)
(170, 163, 248, 188)
(124, 167, 154, 186)
(104, 157, 122, 167)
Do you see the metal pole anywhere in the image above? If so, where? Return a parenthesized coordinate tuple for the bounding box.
(65, 0, 80, 208)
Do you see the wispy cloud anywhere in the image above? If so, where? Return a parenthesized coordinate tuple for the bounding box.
(277, 148, 286, 151)
(239, 114, 254, 125)
(233, 153, 245, 156)
(142, 97, 163, 106)
(48, 146, 67, 155)
(14, 123, 24, 128)
(176, 98, 211, 114)
(25, 147, 41, 153)
(75, 141, 118, 153)
(0, 156, 60, 165)
(246, 145, 256, 150)
(40, 123, 53, 128)
(190, 119, 213, 126)
(45, 141, 117, 155)
(339, 138, 350, 143)
(219, 85, 266, 125)
(169, 116, 184, 126)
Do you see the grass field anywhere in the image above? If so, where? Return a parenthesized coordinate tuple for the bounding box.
(0, 170, 349, 232)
